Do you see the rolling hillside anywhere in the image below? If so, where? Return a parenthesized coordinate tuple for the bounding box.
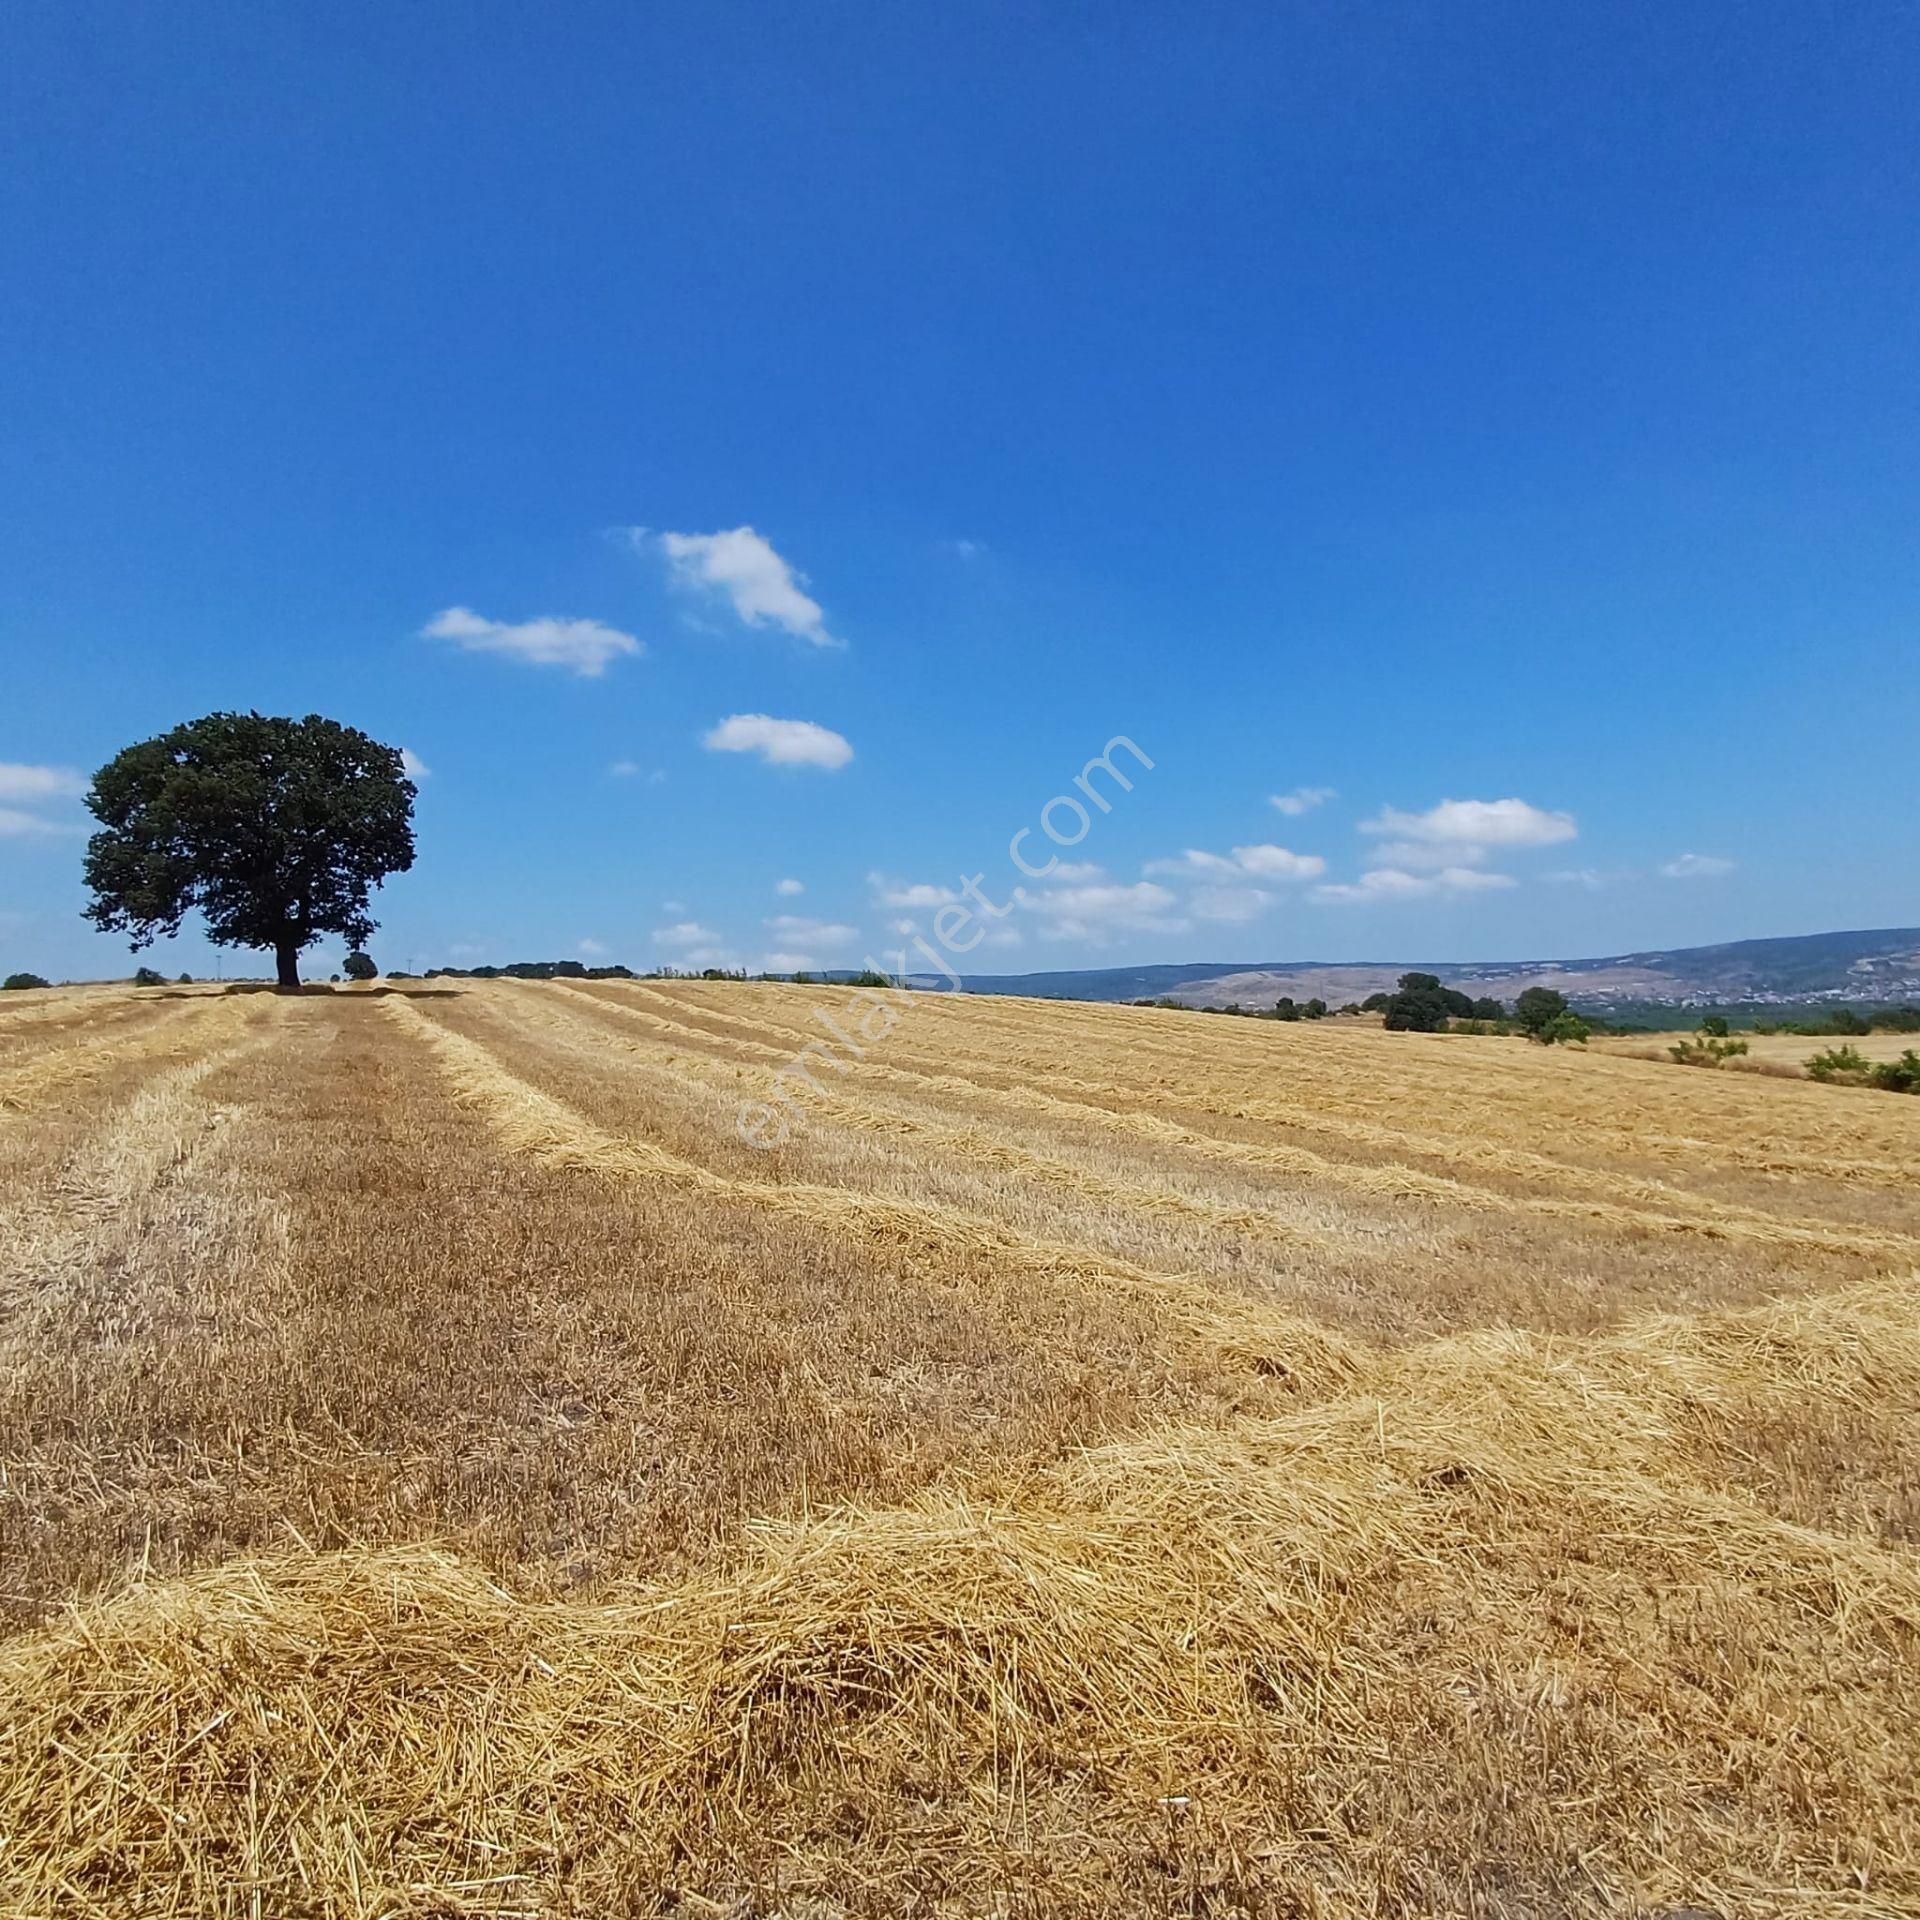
(925, 925, 1920, 1013)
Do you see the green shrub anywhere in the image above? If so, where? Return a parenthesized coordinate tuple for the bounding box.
(1671, 1027, 1750, 1067)
(1805, 1045, 1872, 1083)
(1381, 973, 1455, 1033)
(1514, 987, 1570, 1041)
(342, 951, 379, 981)
(1272, 996, 1300, 1021)
(1871, 1006, 1920, 1034)
(1868, 1050, 1920, 1094)
(1539, 1010, 1592, 1046)
(133, 966, 166, 987)
(3, 973, 49, 991)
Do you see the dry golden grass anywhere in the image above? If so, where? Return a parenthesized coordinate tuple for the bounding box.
(2, 978, 1918, 1917)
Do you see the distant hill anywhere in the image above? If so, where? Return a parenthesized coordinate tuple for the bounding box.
(914, 927, 1920, 1013)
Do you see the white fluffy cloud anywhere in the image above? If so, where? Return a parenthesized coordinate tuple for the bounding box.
(761, 951, 820, 973)
(577, 937, 608, 956)
(0, 763, 84, 802)
(868, 873, 959, 910)
(1013, 880, 1185, 946)
(1191, 885, 1277, 924)
(423, 606, 643, 677)
(775, 877, 805, 897)
(1661, 852, 1735, 879)
(635, 525, 839, 648)
(702, 714, 853, 770)
(652, 920, 722, 950)
(765, 914, 859, 949)
(1314, 867, 1518, 905)
(1146, 844, 1324, 882)
(1361, 797, 1575, 869)
(0, 807, 82, 838)
(0, 764, 86, 838)
(400, 748, 431, 781)
(1270, 785, 1336, 817)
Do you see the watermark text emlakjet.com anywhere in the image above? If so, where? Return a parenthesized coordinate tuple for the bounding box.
(736, 735, 1154, 1149)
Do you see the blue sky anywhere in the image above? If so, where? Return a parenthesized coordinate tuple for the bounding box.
(3, 2, 1916, 981)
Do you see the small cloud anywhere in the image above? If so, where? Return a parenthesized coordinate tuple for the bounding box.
(1146, 844, 1324, 882)
(764, 914, 859, 949)
(702, 713, 853, 771)
(0, 807, 83, 838)
(1661, 852, 1736, 879)
(0, 763, 85, 802)
(760, 951, 819, 972)
(1313, 866, 1517, 905)
(652, 920, 722, 950)
(578, 937, 608, 957)
(1191, 885, 1277, 924)
(1270, 785, 1336, 817)
(1546, 868, 1609, 891)
(775, 877, 805, 897)
(423, 606, 643, 677)
(631, 525, 840, 648)
(946, 538, 986, 560)
(868, 873, 959, 910)
(660, 899, 687, 915)
(1361, 797, 1576, 871)
(1013, 879, 1185, 946)
(1046, 861, 1106, 882)
(400, 748, 431, 781)
(886, 917, 918, 937)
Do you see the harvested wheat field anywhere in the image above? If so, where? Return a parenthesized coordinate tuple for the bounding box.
(3, 976, 1918, 1918)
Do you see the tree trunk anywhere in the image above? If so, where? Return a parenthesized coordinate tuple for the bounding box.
(275, 940, 302, 991)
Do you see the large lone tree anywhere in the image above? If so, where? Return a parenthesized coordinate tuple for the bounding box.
(82, 712, 416, 990)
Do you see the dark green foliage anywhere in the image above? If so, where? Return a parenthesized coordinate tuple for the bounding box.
(1871, 1006, 1920, 1033)
(1513, 987, 1570, 1039)
(1805, 1044, 1872, 1083)
(1360, 992, 1391, 1013)
(133, 966, 166, 987)
(1539, 1010, 1593, 1046)
(1870, 1050, 1920, 1093)
(1381, 972, 1455, 1033)
(1338, 1002, 1361, 1017)
(1826, 1008, 1873, 1036)
(850, 969, 895, 989)
(342, 951, 378, 981)
(1302, 997, 1328, 1019)
(3, 973, 50, 991)
(1272, 997, 1300, 1021)
(82, 712, 416, 990)
(176, 972, 194, 985)
(1671, 1026, 1748, 1067)
(1470, 997, 1505, 1021)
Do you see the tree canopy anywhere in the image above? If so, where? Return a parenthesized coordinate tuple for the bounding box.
(82, 712, 416, 989)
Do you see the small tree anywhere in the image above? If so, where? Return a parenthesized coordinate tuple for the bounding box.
(1470, 996, 1505, 1021)
(1381, 972, 1455, 1033)
(3, 972, 50, 991)
(1302, 997, 1328, 1020)
(1540, 1010, 1593, 1046)
(1672, 1025, 1746, 1067)
(1272, 996, 1301, 1021)
(1360, 992, 1391, 1013)
(82, 712, 416, 991)
(1869, 1050, 1920, 1094)
(133, 966, 166, 987)
(342, 951, 379, 981)
(1513, 986, 1570, 1041)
